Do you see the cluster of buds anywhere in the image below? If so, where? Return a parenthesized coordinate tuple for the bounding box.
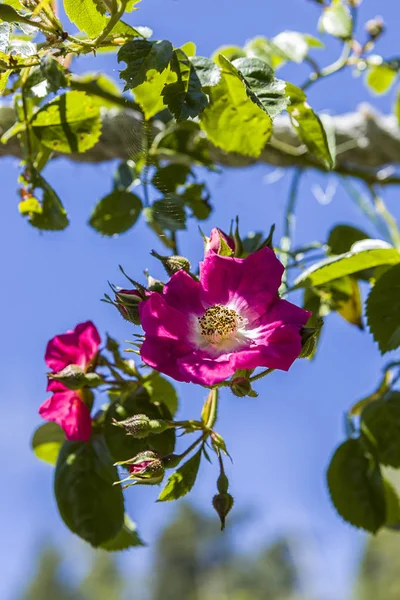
(114, 450, 165, 487)
(112, 414, 171, 438)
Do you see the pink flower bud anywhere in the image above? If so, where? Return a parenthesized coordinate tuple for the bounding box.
(205, 228, 235, 256)
(115, 450, 165, 485)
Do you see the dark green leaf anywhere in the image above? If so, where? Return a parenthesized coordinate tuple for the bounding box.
(54, 436, 124, 546)
(295, 240, 400, 288)
(104, 386, 175, 463)
(179, 183, 211, 220)
(362, 393, 400, 467)
(200, 55, 272, 157)
(150, 197, 187, 231)
(366, 263, 400, 353)
(286, 83, 334, 169)
(158, 449, 202, 502)
(162, 49, 208, 121)
(31, 422, 65, 466)
(89, 191, 142, 236)
(327, 438, 386, 533)
(327, 224, 370, 255)
(40, 55, 67, 94)
(118, 39, 173, 90)
(31, 91, 101, 153)
(232, 57, 289, 119)
(152, 164, 191, 194)
(190, 56, 221, 87)
(154, 120, 212, 166)
(319, 2, 352, 39)
(144, 373, 179, 416)
(101, 514, 145, 550)
(19, 174, 68, 231)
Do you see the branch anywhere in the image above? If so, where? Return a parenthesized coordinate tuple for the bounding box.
(1, 103, 400, 184)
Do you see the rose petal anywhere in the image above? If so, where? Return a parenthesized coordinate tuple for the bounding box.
(176, 350, 236, 385)
(162, 270, 204, 315)
(45, 321, 100, 372)
(140, 336, 193, 382)
(139, 292, 194, 341)
(39, 391, 91, 441)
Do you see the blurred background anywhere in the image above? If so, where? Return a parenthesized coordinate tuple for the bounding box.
(2, 0, 400, 599)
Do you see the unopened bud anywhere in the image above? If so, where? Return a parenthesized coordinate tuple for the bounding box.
(147, 275, 164, 292)
(151, 250, 191, 276)
(230, 377, 252, 397)
(115, 289, 142, 325)
(217, 472, 229, 494)
(365, 16, 384, 41)
(115, 450, 165, 485)
(112, 414, 170, 438)
(212, 492, 234, 531)
(205, 228, 235, 257)
(48, 364, 103, 390)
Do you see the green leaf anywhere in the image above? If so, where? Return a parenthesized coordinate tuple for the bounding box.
(20, 174, 69, 231)
(211, 45, 246, 63)
(327, 438, 386, 533)
(243, 36, 287, 70)
(152, 164, 190, 194)
(366, 263, 400, 353)
(327, 224, 370, 255)
(179, 183, 211, 221)
(383, 476, 400, 529)
(395, 88, 400, 126)
(54, 436, 124, 546)
(31, 91, 101, 153)
(366, 64, 397, 95)
(144, 373, 178, 416)
(101, 514, 145, 551)
(286, 83, 334, 169)
(272, 31, 309, 63)
(232, 57, 289, 118)
(134, 67, 175, 119)
(162, 49, 208, 121)
(39, 55, 67, 94)
(31, 422, 65, 466)
(294, 240, 400, 288)
(190, 56, 221, 87)
(362, 393, 400, 467)
(63, 0, 107, 37)
(149, 198, 187, 232)
(158, 448, 202, 502)
(72, 72, 124, 108)
(89, 190, 142, 236)
(104, 386, 175, 463)
(319, 1, 352, 40)
(118, 39, 173, 90)
(200, 55, 272, 157)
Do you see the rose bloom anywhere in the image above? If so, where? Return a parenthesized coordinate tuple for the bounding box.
(205, 227, 235, 255)
(39, 321, 100, 441)
(139, 247, 311, 386)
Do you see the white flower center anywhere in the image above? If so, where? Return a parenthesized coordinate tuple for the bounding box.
(198, 304, 243, 344)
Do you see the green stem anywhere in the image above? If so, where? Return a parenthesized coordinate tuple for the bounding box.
(70, 78, 140, 112)
(302, 42, 352, 91)
(92, 0, 127, 47)
(368, 184, 400, 249)
(176, 433, 207, 462)
(249, 368, 274, 383)
(279, 168, 303, 293)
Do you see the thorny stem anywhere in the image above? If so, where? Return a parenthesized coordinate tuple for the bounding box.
(248, 368, 274, 383)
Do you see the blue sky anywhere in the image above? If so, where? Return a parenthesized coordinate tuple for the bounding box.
(1, 1, 400, 599)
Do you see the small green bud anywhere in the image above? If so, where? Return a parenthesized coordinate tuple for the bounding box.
(115, 450, 165, 485)
(151, 250, 191, 276)
(147, 275, 165, 293)
(365, 16, 384, 41)
(48, 364, 104, 390)
(230, 377, 252, 397)
(217, 472, 229, 494)
(212, 493, 234, 531)
(113, 414, 170, 438)
(115, 289, 142, 325)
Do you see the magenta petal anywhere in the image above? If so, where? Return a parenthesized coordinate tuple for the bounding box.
(139, 292, 194, 340)
(74, 321, 101, 364)
(45, 321, 100, 372)
(47, 379, 68, 393)
(162, 270, 204, 315)
(206, 228, 235, 255)
(39, 391, 91, 441)
(254, 298, 311, 331)
(140, 337, 193, 382)
(257, 324, 305, 371)
(176, 351, 236, 385)
(199, 247, 284, 316)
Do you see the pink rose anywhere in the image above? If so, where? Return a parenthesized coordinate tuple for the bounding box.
(39, 321, 101, 442)
(139, 247, 310, 386)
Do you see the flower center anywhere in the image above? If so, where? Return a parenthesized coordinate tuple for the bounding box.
(198, 304, 242, 344)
